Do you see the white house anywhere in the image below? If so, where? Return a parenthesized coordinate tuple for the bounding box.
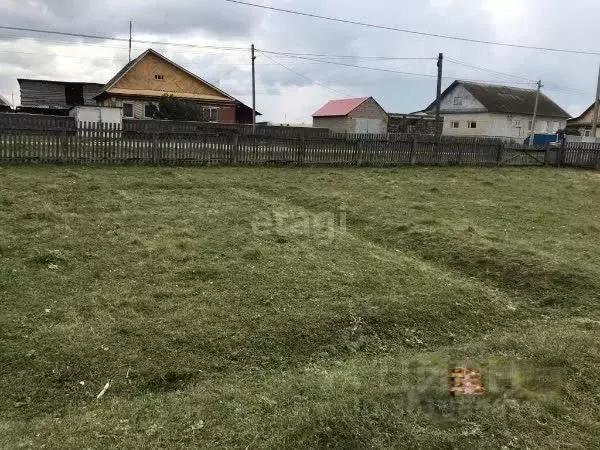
(424, 81, 570, 141)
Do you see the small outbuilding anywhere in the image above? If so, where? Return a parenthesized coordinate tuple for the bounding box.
(312, 97, 388, 134)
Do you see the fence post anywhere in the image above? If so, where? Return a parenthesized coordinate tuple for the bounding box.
(152, 133, 161, 165)
(557, 139, 565, 167)
(297, 135, 305, 166)
(595, 147, 600, 170)
(410, 136, 417, 166)
(230, 133, 239, 166)
(544, 145, 551, 166)
(496, 142, 504, 166)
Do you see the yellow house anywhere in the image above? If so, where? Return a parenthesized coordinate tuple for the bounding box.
(95, 49, 256, 124)
(567, 102, 600, 137)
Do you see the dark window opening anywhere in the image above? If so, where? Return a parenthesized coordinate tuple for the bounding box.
(123, 103, 134, 118)
(65, 84, 85, 106)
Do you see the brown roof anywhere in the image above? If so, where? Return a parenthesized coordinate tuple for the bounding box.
(426, 80, 571, 119)
(94, 49, 260, 114)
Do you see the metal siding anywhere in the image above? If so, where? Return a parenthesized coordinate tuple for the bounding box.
(83, 84, 102, 106)
(19, 81, 67, 108)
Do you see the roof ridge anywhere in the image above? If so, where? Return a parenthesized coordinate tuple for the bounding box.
(458, 79, 536, 93)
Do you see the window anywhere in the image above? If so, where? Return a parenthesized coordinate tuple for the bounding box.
(451, 121, 460, 129)
(144, 103, 156, 119)
(514, 119, 521, 127)
(468, 121, 477, 129)
(453, 97, 463, 106)
(584, 129, 592, 137)
(122, 102, 134, 118)
(202, 107, 218, 123)
(154, 74, 164, 80)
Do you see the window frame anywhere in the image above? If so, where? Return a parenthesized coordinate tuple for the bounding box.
(154, 74, 164, 81)
(451, 121, 460, 129)
(453, 97, 463, 106)
(467, 121, 477, 129)
(122, 102, 134, 118)
(202, 106, 219, 123)
(144, 102, 156, 119)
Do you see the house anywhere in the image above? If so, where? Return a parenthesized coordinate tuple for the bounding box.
(94, 49, 256, 124)
(312, 97, 388, 133)
(566, 102, 600, 137)
(17, 79, 104, 115)
(387, 112, 439, 134)
(424, 80, 570, 140)
(0, 94, 12, 112)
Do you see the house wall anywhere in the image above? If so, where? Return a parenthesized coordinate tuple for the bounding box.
(219, 105, 236, 124)
(440, 84, 486, 112)
(312, 116, 352, 133)
(348, 98, 388, 133)
(313, 98, 388, 133)
(69, 106, 122, 124)
(442, 112, 566, 140)
(567, 107, 600, 137)
(111, 53, 229, 100)
(100, 96, 235, 123)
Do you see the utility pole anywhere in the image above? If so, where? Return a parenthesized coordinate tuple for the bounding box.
(251, 43, 256, 133)
(591, 63, 600, 139)
(529, 80, 543, 148)
(129, 21, 133, 62)
(435, 53, 444, 139)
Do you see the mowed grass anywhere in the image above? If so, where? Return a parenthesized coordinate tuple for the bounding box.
(1, 165, 600, 448)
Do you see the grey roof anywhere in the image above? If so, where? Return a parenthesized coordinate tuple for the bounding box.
(426, 80, 571, 119)
(18, 79, 104, 109)
(567, 102, 595, 124)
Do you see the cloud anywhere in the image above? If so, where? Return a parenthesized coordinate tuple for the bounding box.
(0, 0, 597, 122)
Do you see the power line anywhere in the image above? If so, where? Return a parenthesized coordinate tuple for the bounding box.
(265, 52, 537, 86)
(257, 51, 351, 96)
(0, 24, 439, 61)
(224, 0, 600, 57)
(0, 25, 248, 51)
(445, 58, 535, 82)
(446, 58, 592, 97)
(260, 49, 435, 61)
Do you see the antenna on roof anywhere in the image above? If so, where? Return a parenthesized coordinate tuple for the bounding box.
(129, 21, 133, 62)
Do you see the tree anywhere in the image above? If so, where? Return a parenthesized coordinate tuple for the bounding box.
(146, 95, 210, 122)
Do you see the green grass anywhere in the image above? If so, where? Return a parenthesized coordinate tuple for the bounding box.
(1, 165, 600, 448)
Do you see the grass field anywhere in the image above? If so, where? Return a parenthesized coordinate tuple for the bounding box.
(1, 165, 599, 448)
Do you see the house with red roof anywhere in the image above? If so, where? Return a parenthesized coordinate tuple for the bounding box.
(312, 97, 388, 134)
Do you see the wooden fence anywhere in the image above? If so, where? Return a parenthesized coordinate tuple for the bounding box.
(0, 112, 330, 139)
(1, 122, 599, 169)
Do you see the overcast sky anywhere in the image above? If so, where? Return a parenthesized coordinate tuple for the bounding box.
(1, 0, 599, 123)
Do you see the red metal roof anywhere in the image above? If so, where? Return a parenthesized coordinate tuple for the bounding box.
(312, 97, 370, 117)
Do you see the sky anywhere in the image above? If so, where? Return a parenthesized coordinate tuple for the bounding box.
(0, 0, 599, 123)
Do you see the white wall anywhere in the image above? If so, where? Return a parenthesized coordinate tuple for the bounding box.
(440, 84, 486, 112)
(70, 106, 123, 125)
(442, 112, 566, 140)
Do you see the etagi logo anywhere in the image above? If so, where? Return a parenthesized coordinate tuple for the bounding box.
(251, 204, 348, 244)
